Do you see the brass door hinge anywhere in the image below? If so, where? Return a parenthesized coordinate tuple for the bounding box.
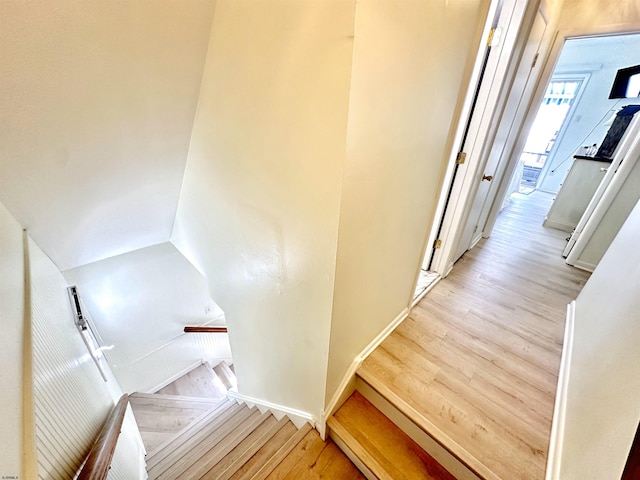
(433, 239, 442, 250)
(456, 152, 467, 165)
(487, 28, 502, 47)
(532, 53, 539, 68)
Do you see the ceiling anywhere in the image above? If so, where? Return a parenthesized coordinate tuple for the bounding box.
(0, 0, 216, 270)
(558, 33, 640, 70)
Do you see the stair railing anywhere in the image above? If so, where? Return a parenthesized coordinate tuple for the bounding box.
(183, 326, 228, 333)
(77, 394, 129, 480)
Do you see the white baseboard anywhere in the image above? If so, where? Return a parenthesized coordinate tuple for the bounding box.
(321, 307, 410, 435)
(320, 359, 359, 439)
(360, 307, 410, 362)
(543, 218, 574, 233)
(546, 301, 575, 480)
(571, 259, 595, 272)
(227, 390, 316, 430)
(411, 276, 441, 308)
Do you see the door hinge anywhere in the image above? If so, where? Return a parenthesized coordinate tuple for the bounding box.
(531, 53, 539, 68)
(456, 151, 467, 165)
(433, 239, 442, 250)
(487, 28, 502, 47)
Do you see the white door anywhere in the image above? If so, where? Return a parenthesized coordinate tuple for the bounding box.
(453, 9, 549, 262)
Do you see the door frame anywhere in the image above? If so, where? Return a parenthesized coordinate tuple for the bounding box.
(426, 0, 544, 276)
(534, 73, 592, 193)
(482, 24, 640, 244)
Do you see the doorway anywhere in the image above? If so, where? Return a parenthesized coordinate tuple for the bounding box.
(504, 33, 640, 248)
(516, 77, 585, 194)
(431, 30, 640, 280)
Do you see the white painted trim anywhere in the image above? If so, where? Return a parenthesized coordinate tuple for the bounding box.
(565, 116, 640, 266)
(359, 307, 410, 362)
(542, 218, 574, 233)
(321, 358, 359, 439)
(571, 259, 595, 273)
(421, 0, 501, 273)
(22, 230, 38, 479)
(535, 71, 592, 190)
(122, 403, 148, 478)
(227, 390, 316, 430)
(411, 275, 441, 308)
(546, 301, 575, 480)
(431, 0, 538, 276)
(476, 7, 554, 244)
(321, 307, 410, 435)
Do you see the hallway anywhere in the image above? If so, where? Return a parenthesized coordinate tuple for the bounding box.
(360, 191, 591, 479)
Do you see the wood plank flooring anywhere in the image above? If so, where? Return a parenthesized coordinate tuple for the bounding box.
(265, 429, 365, 480)
(359, 192, 591, 480)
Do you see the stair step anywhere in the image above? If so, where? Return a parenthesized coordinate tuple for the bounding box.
(146, 398, 237, 464)
(263, 428, 365, 479)
(213, 361, 237, 390)
(159, 408, 271, 479)
(147, 400, 245, 474)
(155, 362, 227, 399)
(329, 391, 456, 480)
(248, 422, 313, 480)
(130, 391, 224, 452)
(131, 391, 223, 404)
(200, 415, 288, 480)
(226, 420, 300, 480)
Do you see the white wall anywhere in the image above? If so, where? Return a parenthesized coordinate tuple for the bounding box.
(0, 201, 144, 479)
(29, 234, 145, 479)
(556, 199, 640, 479)
(0, 0, 216, 270)
(64, 242, 230, 393)
(325, 0, 490, 404)
(539, 3, 640, 478)
(172, 0, 356, 419)
(538, 34, 640, 194)
(0, 203, 25, 479)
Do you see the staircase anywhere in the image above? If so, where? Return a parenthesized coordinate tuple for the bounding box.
(130, 362, 360, 479)
(329, 391, 456, 480)
(327, 369, 481, 480)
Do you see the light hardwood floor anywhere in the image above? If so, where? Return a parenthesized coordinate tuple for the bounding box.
(360, 192, 591, 480)
(265, 429, 365, 480)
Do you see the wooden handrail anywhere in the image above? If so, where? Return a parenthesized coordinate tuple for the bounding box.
(183, 326, 228, 333)
(77, 394, 129, 480)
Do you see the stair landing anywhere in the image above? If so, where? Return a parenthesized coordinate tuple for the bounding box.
(155, 363, 228, 400)
(354, 192, 591, 480)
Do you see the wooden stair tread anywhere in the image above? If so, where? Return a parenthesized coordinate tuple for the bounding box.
(155, 363, 227, 399)
(227, 420, 299, 480)
(130, 391, 225, 404)
(200, 415, 287, 480)
(146, 398, 238, 464)
(249, 423, 313, 480)
(357, 361, 498, 480)
(329, 391, 455, 480)
(147, 401, 247, 475)
(130, 391, 227, 453)
(159, 408, 270, 479)
(265, 428, 365, 479)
